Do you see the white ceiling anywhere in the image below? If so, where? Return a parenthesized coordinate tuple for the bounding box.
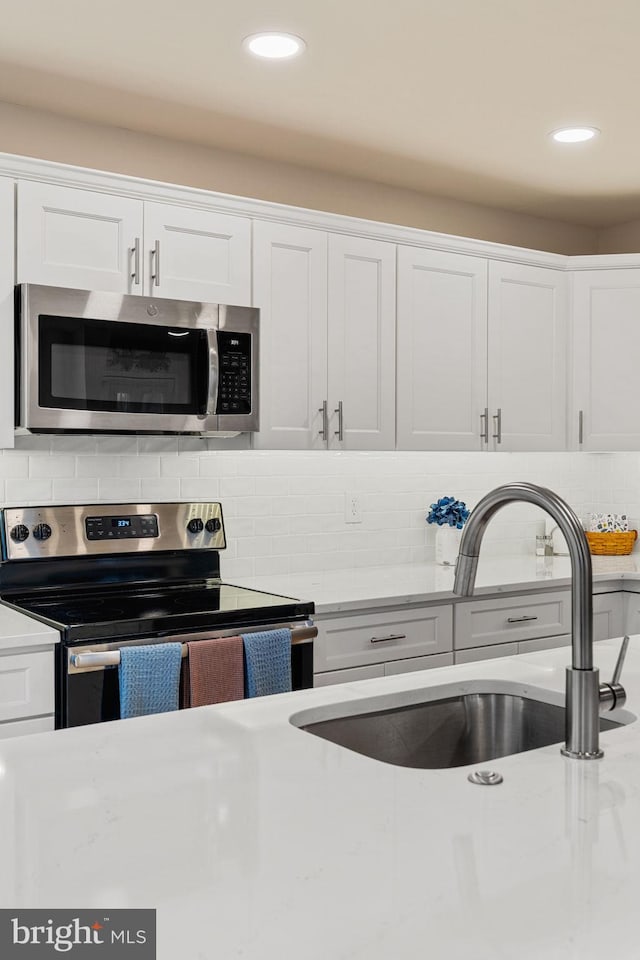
(0, 0, 638, 226)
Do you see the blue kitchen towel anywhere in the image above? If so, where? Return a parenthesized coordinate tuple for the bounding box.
(119, 643, 183, 719)
(242, 629, 292, 698)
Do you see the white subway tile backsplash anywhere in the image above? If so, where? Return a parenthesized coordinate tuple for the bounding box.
(52, 479, 100, 502)
(6, 479, 52, 503)
(140, 478, 181, 501)
(160, 456, 199, 478)
(30, 455, 75, 479)
(179, 478, 220, 500)
(0, 455, 29, 478)
(120, 457, 160, 478)
(76, 456, 119, 478)
(0, 442, 630, 573)
(98, 478, 141, 502)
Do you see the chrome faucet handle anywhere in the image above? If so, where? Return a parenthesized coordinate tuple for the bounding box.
(599, 634, 629, 712)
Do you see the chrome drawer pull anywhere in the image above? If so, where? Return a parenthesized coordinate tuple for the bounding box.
(506, 615, 538, 623)
(370, 633, 407, 644)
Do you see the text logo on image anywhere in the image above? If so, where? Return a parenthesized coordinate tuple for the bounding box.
(0, 909, 156, 957)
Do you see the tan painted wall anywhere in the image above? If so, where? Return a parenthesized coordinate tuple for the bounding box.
(0, 99, 599, 256)
(598, 220, 640, 254)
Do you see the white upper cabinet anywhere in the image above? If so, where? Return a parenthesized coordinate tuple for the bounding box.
(0, 177, 15, 449)
(17, 181, 143, 293)
(572, 269, 640, 450)
(142, 202, 251, 304)
(253, 220, 328, 449)
(488, 262, 567, 451)
(396, 250, 568, 452)
(396, 247, 488, 450)
(253, 224, 396, 450)
(17, 183, 251, 306)
(327, 235, 396, 450)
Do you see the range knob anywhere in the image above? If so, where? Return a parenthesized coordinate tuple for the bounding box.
(205, 518, 221, 533)
(10, 524, 30, 543)
(33, 523, 52, 541)
(187, 518, 204, 534)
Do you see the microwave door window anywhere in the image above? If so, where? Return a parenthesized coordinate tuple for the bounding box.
(39, 315, 207, 415)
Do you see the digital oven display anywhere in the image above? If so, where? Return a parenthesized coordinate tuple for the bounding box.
(86, 514, 159, 541)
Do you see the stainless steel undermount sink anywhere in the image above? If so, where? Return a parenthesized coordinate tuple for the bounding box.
(291, 682, 631, 769)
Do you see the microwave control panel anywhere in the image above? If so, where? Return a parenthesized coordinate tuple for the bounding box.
(217, 330, 251, 415)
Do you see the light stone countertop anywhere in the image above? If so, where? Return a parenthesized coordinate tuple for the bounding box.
(0, 638, 639, 958)
(230, 554, 640, 615)
(0, 602, 60, 650)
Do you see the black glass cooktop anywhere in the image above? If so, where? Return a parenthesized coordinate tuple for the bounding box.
(3, 581, 313, 642)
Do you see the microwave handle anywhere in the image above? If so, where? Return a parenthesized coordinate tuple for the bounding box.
(204, 328, 219, 417)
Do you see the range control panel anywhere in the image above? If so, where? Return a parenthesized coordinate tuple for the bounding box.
(85, 514, 159, 541)
(2, 502, 225, 560)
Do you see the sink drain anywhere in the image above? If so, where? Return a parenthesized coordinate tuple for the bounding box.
(467, 770, 504, 786)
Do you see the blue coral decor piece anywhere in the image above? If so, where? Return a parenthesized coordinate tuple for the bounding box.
(426, 497, 470, 529)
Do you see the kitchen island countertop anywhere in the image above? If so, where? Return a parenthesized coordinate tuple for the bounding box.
(1, 637, 640, 958)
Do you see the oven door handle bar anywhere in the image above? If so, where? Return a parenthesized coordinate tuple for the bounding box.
(69, 622, 317, 671)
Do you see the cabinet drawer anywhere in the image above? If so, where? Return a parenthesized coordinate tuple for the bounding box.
(0, 716, 54, 739)
(314, 605, 453, 673)
(518, 634, 571, 654)
(454, 591, 570, 650)
(314, 664, 384, 687)
(0, 650, 54, 722)
(455, 642, 519, 664)
(384, 653, 454, 676)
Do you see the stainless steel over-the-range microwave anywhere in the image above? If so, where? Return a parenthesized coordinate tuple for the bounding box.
(15, 284, 259, 435)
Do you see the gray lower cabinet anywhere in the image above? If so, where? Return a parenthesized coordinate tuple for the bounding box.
(313, 605, 453, 685)
(592, 591, 624, 641)
(313, 588, 627, 685)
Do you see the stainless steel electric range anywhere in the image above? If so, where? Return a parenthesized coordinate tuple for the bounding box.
(0, 502, 315, 727)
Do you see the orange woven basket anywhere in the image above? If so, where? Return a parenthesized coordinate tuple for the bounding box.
(585, 530, 637, 556)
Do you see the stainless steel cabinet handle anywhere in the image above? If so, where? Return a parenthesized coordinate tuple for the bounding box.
(578, 410, 584, 445)
(151, 239, 160, 287)
(492, 408, 502, 444)
(506, 615, 538, 623)
(318, 400, 328, 441)
(370, 633, 407, 644)
(480, 407, 489, 444)
(334, 400, 344, 441)
(130, 237, 141, 285)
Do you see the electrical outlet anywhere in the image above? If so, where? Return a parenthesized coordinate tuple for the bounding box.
(345, 492, 362, 524)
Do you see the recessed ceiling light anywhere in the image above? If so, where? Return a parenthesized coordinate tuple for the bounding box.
(243, 33, 306, 60)
(550, 126, 600, 143)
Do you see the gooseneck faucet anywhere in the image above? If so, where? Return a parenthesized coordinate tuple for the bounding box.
(453, 482, 626, 760)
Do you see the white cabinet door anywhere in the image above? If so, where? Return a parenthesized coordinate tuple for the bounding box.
(327, 235, 396, 450)
(253, 221, 328, 449)
(488, 262, 567, 451)
(0, 649, 54, 723)
(572, 269, 640, 450)
(592, 592, 624, 642)
(143, 202, 251, 304)
(396, 247, 488, 450)
(0, 177, 15, 450)
(17, 181, 143, 293)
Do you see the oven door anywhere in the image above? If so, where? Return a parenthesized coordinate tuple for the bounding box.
(60, 622, 315, 728)
(16, 284, 257, 435)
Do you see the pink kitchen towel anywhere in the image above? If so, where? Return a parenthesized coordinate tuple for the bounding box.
(183, 636, 245, 707)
